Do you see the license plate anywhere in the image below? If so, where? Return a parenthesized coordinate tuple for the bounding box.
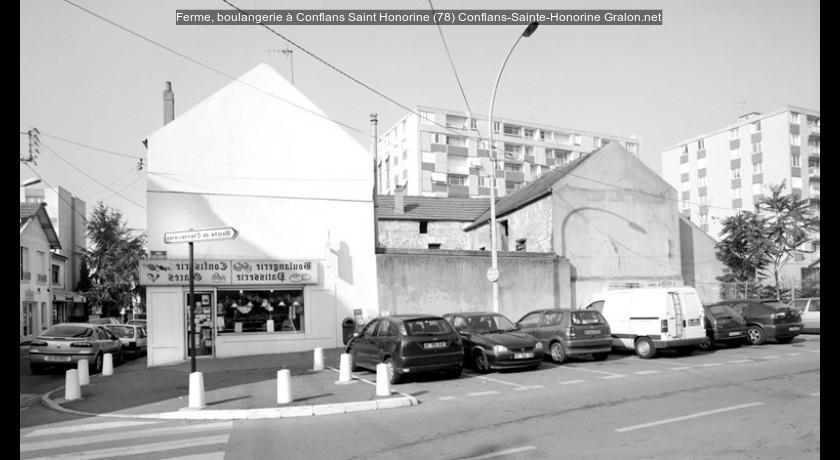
(729, 331, 742, 336)
(789, 326, 800, 331)
(424, 341, 446, 349)
(585, 330, 600, 335)
(45, 355, 71, 362)
(514, 352, 534, 359)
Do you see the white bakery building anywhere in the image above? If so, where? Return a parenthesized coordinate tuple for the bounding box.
(141, 64, 379, 366)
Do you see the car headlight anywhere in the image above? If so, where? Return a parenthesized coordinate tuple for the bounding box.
(534, 342, 544, 350)
(493, 345, 508, 353)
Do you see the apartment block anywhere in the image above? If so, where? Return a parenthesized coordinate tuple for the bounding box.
(377, 106, 639, 198)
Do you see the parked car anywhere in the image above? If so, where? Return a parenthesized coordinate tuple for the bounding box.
(104, 324, 148, 358)
(788, 298, 820, 333)
(87, 317, 122, 325)
(698, 304, 747, 350)
(29, 323, 124, 374)
(586, 287, 707, 359)
(442, 311, 544, 373)
(515, 308, 612, 363)
(345, 314, 464, 384)
(708, 300, 802, 345)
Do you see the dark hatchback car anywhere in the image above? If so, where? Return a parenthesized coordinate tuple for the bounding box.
(708, 300, 802, 345)
(699, 304, 747, 350)
(515, 308, 612, 363)
(345, 314, 464, 384)
(442, 312, 544, 373)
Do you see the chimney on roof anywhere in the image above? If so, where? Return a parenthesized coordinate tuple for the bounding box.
(394, 183, 405, 214)
(163, 81, 175, 125)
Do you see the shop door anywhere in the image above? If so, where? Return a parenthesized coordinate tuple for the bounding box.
(185, 291, 216, 358)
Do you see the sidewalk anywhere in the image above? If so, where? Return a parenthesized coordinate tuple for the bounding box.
(35, 347, 418, 420)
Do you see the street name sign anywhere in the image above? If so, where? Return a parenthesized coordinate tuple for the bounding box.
(164, 227, 239, 244)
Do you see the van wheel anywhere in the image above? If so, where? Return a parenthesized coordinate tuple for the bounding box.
(635, 337, 657, 359)
(549, 342, 567, 364)
(746, 326, 766, 345)
(698, 337, 714, 351)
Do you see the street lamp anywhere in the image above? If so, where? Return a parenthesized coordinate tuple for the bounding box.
(20, 177, 42, 188)
(488, 21, 539, 313)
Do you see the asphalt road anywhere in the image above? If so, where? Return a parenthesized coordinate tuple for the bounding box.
(21, 335, 820, 460)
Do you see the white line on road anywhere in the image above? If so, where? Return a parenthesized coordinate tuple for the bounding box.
(23, 435, 230, 460)
(560, 365, 625, 378)
(24, 420, 163, 438)
(559, 379, 586, 385)
(467, 375, 533, 388)
(165, 454, 226, 460)
(697, 363, 724, 368)
(21, 421, 233, 452)
(786, 353, 802, 357)
(635, 370, 660, 375)
(466, 391, 501, 397)
(513, 385, 544, 391)
(729, 359, 753, 364)
(615, 402, 765, 433)
(457, 445, 537, 459)
(668, 366, 694, 371)
(761, 356, 780, 360)
(598, 375, 627, 380)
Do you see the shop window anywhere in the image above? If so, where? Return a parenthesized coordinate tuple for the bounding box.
(217, 289, 304, 334)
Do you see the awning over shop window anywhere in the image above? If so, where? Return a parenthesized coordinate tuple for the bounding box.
(52, 289, 85, 303)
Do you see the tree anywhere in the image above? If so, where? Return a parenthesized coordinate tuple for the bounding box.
(81, 202, 146, 319)
(715, 211, 772, 299)
(757, 183, 820, 301)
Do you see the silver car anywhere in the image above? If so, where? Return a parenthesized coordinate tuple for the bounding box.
(29, 323, 124, 374)
(104, 324, 148, 358)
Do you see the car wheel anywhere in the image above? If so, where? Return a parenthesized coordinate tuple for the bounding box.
(592, 352, 609, 361)
(698, 337, 713, 351)
(384, 357, 401, 384)
(676, 347, 695, 356)
(634, 337, 657, 359)
(549, 342, 567, 364)
(473, 350, 491, 373)
(776, 337, 794, 344)
(746, 326, 766, 345)
(92, 352, 104, 374)
(445, 365, 463, 379)
(30, 363, 47, 375)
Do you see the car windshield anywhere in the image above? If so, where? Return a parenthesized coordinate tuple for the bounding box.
(572, 310, 606, 325)
(42, 325, 93, 338)
(405, 318, 453, 335)
(469, 314, 516, 333)
(106, 326, 135, 338)
(708, 305, 737, 319)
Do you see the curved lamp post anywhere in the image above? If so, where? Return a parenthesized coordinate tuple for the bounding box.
(488, 21, 539, 313)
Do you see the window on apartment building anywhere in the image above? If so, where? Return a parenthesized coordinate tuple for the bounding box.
(524, 146, 534, 157)
(503, 125, 522, 137)
(733, 206, 743, 215)
(493, 122, 502, 134)
(751, 141, 762, 154)
(698, 176, 707, 187)
(447, 136, 467, 147)
(478, 176, 491, 188)
(625, 143, 637, 154)
(789, 112, 800, 124)
(504, 163, 522, 172)
(681, 181, 689, 192)
(700, 195, 710, 206)
(729, 147, 741, 159)
(428, 243, 442, 249)
(729, 127, 739, 139)
(730, 167, 741, 179)
(790, 133, 801, 145)
(681, 145, 689, 156)
(20, 246, 29, 277)
(572, 134, 582, 146)
(52, 264, 60, 285)
(751, 121, 761, 133)
(419, 111, 434, 125)
(523, 128, 535, 139)
(394, 154, 399, 165)
(470, 118, 478, 130)
(540, 130, 551, 142)
(402, 150, 408, 160)
(731, 187, 742, 199)
(504, 143, 523, 158)
(697, 139, 705, 150)
(752, 162, 763, 174)
(448, 175, 466, 186)
(431, 133, 446, 144)
(791, 155, 801, 167)
(419, 221, 428, 234)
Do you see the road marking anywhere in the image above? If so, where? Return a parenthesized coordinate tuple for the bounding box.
(469, 375, 533, 389)
(615, 402, 765, 433)
(467, 391, 501, 397)
(560, 365, 625, 378)
(513, 385, 544, 391)
(559, 379, 586, 385)
(24, 420, 163, 437)
(21, 421, 233, 452)
(23, 435, 230, 460)
(729, 359, 753, 364)
(761, 356, 780, 360)
(166, 454, 226, 460)
(458, 445, 537, 459)
(697, 363, 724, 368)
(635, 370, 660, 375)
(668, 366, 694, 371)
(786, 353, 802, 357)
(598, 375, 626, 380)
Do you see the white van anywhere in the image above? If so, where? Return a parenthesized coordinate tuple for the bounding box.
(586, 287, 707, 359)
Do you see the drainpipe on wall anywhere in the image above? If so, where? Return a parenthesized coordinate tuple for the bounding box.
(163, 82, 175, 125)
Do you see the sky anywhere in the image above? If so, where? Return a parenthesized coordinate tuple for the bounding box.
(20, 0, 820, 233)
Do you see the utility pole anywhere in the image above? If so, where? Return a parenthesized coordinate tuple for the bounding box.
(371, 113, 379, 249)
(268, 45, 295, 85)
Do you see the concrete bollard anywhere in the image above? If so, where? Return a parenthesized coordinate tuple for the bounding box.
(188, 372, 205, 409)
(78, 359, 90, 386)
(376, 363, 392, 396)
(336, 353, 353, 384)
(313, 347, 324, 371)
(65, 369, 82, 401)
(266, 319, 275, 332)
(277, 369, 293, 404)
(102, 353, 114, 376)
